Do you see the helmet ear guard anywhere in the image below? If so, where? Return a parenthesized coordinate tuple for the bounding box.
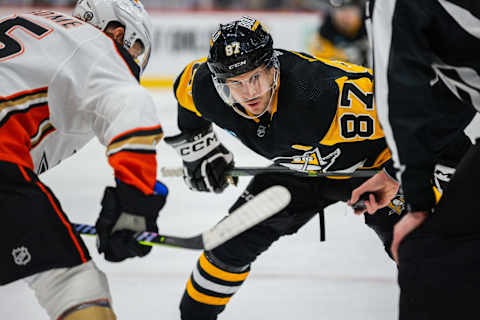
(73, 0, 153, 72)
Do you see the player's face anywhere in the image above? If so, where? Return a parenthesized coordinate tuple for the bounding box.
(128, 41, 145, 60)
(225, 65, 275, 115)
(105, 26, 148, 71)
(333, 5, 362, 34)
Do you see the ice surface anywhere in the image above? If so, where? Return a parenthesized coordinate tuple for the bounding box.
(0, 90, 399, 320)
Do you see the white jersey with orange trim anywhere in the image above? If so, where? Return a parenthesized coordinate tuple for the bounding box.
(0, 10, 163, 194)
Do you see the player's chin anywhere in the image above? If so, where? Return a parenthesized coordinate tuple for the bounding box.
(246, 102, 265, 115)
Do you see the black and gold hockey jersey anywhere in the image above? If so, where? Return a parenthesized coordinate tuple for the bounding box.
(173, 49, 392, 176)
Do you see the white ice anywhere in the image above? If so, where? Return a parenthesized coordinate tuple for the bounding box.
(0, 90, 400, 319)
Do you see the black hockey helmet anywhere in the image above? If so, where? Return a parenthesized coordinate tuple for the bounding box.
(207, 16, 275, 79)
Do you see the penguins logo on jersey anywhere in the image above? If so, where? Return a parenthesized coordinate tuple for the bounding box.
(388, 194, 405, 216)
(272, 147, 341, 172)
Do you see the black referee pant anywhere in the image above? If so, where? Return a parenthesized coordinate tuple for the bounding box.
(398, 141, 480, 320)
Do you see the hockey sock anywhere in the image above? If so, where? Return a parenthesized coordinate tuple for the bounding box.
(180, 251, 250, 320)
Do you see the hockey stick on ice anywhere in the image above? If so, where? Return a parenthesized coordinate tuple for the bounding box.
(73, 185, 291, 250)
(161, 165, 379, 178)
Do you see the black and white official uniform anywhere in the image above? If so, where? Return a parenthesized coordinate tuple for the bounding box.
(367, 0, 480, 318)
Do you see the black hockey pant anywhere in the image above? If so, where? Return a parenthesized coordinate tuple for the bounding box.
(0, 161, 90, 285)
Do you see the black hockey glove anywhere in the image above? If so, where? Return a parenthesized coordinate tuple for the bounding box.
(95, 180, 167, 262)
(164, 125, 237, 193)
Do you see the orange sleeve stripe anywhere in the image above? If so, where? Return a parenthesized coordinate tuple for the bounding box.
(0, 105, 51, 169)
(0, 86, 47, 101)
(108, 151, 157, 195)
(186, 279, 231, 306)
(108, 124, 163, 145)
(107, 132, 163, 156)
(199, 252, 250, 282)
(36, 181, 88, 263)
(31, 124, 55, 149)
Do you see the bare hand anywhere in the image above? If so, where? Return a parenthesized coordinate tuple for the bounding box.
(391, 211, 428, 264)
(348, 170, 400, 215)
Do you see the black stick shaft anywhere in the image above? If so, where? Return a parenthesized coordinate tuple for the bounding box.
(227, 166, 379, 178)
(72, 223, 204, 249)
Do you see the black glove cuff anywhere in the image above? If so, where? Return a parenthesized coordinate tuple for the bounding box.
(116, 181, 167, 219)
(99, 187, 120, 224)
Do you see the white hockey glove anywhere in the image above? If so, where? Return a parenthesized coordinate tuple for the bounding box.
(165, 125, 237, 193)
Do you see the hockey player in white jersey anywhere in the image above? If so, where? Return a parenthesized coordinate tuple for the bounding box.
(0, 1, 167, 319)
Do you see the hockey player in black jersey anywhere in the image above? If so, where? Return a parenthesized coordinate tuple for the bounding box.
(309, 0, 369, 66)
(164, 16, 407, 319)
(348, 1, 480, 319)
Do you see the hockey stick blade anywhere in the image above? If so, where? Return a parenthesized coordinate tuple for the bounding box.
(73, 185, 291, 250)
(161, 165, 378, 178)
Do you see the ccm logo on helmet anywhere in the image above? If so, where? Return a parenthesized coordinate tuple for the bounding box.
(180, 134, 218, 156)
(228, 60, 247, 70)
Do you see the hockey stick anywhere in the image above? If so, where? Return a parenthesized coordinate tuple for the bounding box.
(73, 185, 291, 250)
(161, 166, 379, 211)
(161, 165, 379, 178)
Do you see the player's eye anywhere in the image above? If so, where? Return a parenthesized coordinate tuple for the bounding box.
(250, 73, 260, 83)
(227, 80, 242, 87)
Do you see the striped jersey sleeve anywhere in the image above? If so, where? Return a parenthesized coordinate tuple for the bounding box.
(107, 125, 163, 195)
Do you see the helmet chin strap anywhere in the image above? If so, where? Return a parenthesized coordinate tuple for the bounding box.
(230, 68, 279, 120)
